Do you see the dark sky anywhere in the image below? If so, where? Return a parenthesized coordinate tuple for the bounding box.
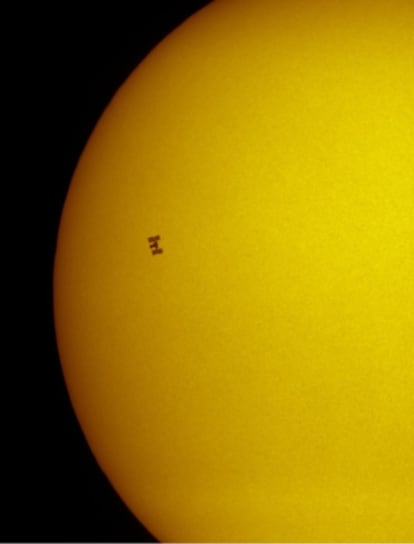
(6, 3, 211, 542)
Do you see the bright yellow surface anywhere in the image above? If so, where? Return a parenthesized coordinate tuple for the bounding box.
(54, 0, 414, 541)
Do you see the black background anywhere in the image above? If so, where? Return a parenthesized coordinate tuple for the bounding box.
(6, 2, 211, 542)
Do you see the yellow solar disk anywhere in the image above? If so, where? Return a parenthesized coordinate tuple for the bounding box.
(54, 0, 414, 541)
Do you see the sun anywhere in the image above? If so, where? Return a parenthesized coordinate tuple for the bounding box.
(54, 0, 414, 541)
